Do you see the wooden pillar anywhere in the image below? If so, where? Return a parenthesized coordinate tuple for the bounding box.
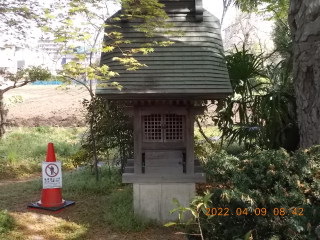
(134, 106, 142, 174)
(186, 108, 194, 174)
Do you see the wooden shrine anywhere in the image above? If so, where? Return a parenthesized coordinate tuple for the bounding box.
(96, 0, 232, 222)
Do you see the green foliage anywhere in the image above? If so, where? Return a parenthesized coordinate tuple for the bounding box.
(0, 210, 15, 234)
(81, 97, 133, 171)
(168, 191, 214, 224)
(69, 148, 92, 168)
(121, 0, 183, 37)
(223, 142, 246, 156)
(197, 147, 320, 239)
(215, 47, 298, 151)
(272, 18, 292, 60)
(235, 0, 289, 20)
(4, 66, 51, 84)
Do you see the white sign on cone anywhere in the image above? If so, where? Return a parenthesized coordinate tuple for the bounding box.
(42, 161, 62, 189)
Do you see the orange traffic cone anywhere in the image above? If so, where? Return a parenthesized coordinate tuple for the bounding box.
(28, 143, 75, 213)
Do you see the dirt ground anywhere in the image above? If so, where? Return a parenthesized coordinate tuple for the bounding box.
(3, 84, 231, 128)
(4, 85, 90, 127)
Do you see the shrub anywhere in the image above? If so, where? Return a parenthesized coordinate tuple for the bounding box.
(81, 97, 133, 172)
(0, 210, 15, 234)
(69, 148, 92, 167)
(184, 146, 320, 239)
(214, 48, 299, 152)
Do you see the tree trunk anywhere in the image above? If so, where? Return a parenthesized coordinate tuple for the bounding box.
(90, 97, 99, 181)
(0, 92, 8, 138)
(288, 1, 320, 149)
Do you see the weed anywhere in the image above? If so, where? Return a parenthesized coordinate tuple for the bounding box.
(0, 127, 84, 179)
(7, 151, 16, 164)
(62, 166, 122, 195)
(104, 186, 157, 231)
(3, 95, 23, 107)
(0, 210, 15, 234)
(53, 221, 87, 239)
(35, 126, 52, 133)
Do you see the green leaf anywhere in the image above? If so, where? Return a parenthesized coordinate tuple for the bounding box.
(172, 198, 180, 207)
(203, 193, 213, 204)
(169, 208, 179, 215)
(197, 203, 204, 211)
(186, 218, 194, 225)
(201, 206, 207, 215)
(164, 222, 177, 227)
(244, 230, 252, 240)
(179, 211, 184, 221)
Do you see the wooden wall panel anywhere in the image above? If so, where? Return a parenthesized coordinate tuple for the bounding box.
(145, 150, 183, 174)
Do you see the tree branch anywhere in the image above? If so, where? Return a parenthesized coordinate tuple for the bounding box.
(195, 117, 216, 149)
(2, 81, 30, 93)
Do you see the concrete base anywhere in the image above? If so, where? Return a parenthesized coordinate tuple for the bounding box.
(133, 183, 195, 223)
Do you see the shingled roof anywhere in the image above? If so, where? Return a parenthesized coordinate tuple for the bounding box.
(96, 0, 232, 100)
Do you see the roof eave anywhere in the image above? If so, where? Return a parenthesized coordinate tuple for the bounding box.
(95, 91, 232, 100)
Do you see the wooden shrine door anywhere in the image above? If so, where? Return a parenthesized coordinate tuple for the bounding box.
(142, 114, 185, 174)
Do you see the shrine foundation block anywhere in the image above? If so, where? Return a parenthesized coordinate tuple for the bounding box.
(133, 183, 195, 223)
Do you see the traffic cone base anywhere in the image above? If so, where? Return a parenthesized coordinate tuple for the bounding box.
(38, 199, 65, 208)
(27, 200, 75, 214)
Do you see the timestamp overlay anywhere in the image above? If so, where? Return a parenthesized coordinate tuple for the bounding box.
(205, 208, 304, 216)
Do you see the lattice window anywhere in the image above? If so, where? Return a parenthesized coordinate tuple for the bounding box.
(143, 114, 162, 141)
(142, 114, 185, 142)
(165, 114, 184, 141)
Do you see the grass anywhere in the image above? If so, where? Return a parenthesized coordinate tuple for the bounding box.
(0, 127, 85, 179)
(103, 187, 157, 231)
(0, 166, 166, 240)
(194, 125, 220, 140)
(0, 210, 15, 235)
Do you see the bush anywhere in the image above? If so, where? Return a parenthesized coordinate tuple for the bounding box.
(81, 97, 133, 172)
(214, 48, 298, 152)
(0, 210, 15, 234)
(69, 148, 93, 167)
(191, 146, 320, 239)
